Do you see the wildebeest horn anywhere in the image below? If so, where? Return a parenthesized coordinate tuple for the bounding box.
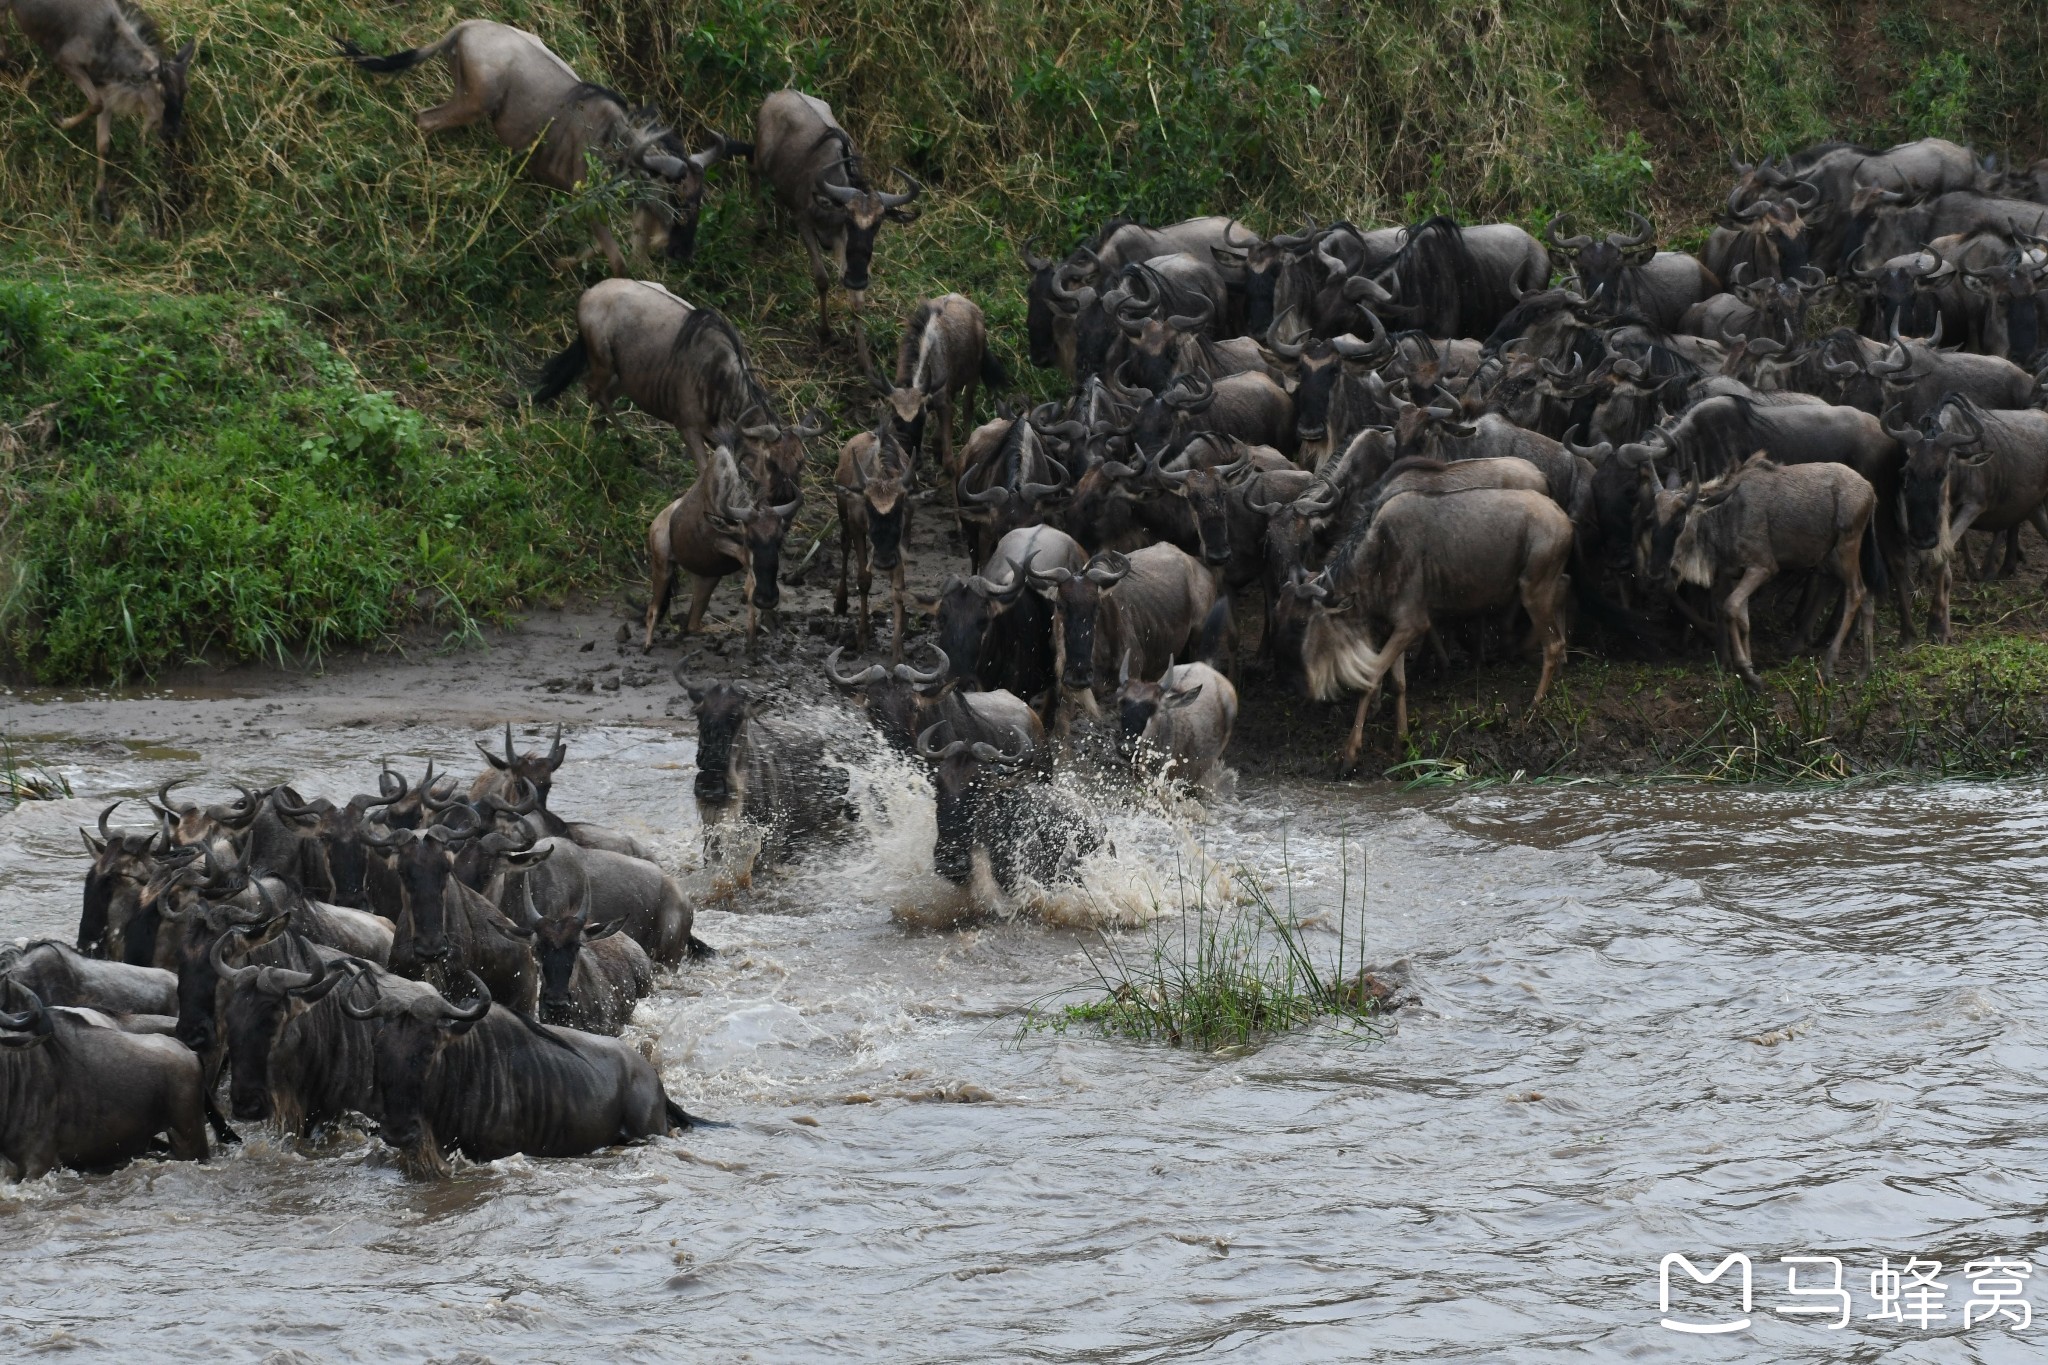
(970, 559, 1024, 600)
(821, 181, 863, 205)
(210, 925, 261, 988)
(1880, 404, 1920, 444)
(96, 800, 119, 841)
(1223, 218, 1260, 248)
(434, 972, 494, 1024)
(1020, 236, 1053, 271)
(1786, 180, 1821, 208)
(158, 777, 188, 811)
(1331, 310, 1389, 357)
(1028, 565, 1075, 588)
(1562, 427, 1612, 463)
(1545, 214, 1594, 252)
(0, 987, 49, 1040)
(271, 787, 324, 821)
(914, 723, 966, 762)
(1265, 307, 1308, 359)
(1149, 455, 1192, 487)
(824, 647, 889, 690)
(878, 169, 922, 209)
(1794, 265, 1828, 290)
(1167, 297, 1214, 332)
(1611, 211, 1654, 249)
(339, 970, 387, 1021)
(1084, 550, 1131, 587)
(893, 644, 948, 686)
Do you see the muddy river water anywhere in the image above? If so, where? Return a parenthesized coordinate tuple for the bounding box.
(2, 703, 2046, 1361)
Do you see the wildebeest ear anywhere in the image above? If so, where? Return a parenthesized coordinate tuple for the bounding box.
(1663, 469, 1682, 493)
(81, 829, 108, 856)
(173, 39, 196, 72)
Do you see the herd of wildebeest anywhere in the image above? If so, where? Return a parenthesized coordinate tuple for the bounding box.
(14, 3, 2048, 1181)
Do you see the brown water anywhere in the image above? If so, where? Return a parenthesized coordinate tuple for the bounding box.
(3, 716, 2046, 1361)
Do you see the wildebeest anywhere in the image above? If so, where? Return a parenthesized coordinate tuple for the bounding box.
(0, 986, 225, 1179)
(825, 645, 1047, 760)
(643, 436, 804, 651)
(0, 939, 174, 1015)
(1114, 655, 1238, 789)
(835, 423, 918, 659)
(213, 933, 366, 1128)
(1366, 217, 1550, 339)
(1865, 333, 2035, 422)
(1658, 454, 1878, 684)
(4, 0, 192, 218)
(1547, 214, 1718, 331)
(1890, 401, 2048, 640)
(341, 968, 696, 1179)
(489, 837, 706, 965)
(341, 20, 737, 272)
(751, 88, 920, 373)
(77, 800, 169, 960)
(1959, 237, 2048, 363)
(928, 525, 1086, 699)
(880, 294, 1003, 478)
(1035, 543, 1218, 709)
(917, 726, 1101, 895)
(494, 869, 652, 1035)
(366, 819, 536, 1010)
(681, 671, 855, 866)
(532, 284, 815, 473)
(1286, 488, 1572, 772)
(1704, 190, 1816, 283)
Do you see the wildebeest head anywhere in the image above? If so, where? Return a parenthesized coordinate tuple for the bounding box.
(1960, 236, 2048, 363)
(370, 815, 478, 974)
(1022, 240, 1066, 369)
(474, 722, 568, 808)
(1032, 551, 1132, 689)
(214, 930, 349, 1122)
(924, 563, 1026, 688)
(1149, 442, 1252, 566)
(154, 39, 196, 142)
(344, 968, 493, 1178)
(917, 723, 1029, 885)
(492, 865, 621, 1027)
(825, 645, 948, 751)
(1268, 308, 1389, 442)
(1631, 461, 1697, 583)
(78, 800, 167, 958)
(626, 131, 740, 264)
(1887, 402, 1983, 552)
(1114, 653, 1206, 759)
(157, 778, 261, 850)
(1218, 221, 1312, 339)
(1851, 248, 1952, 340)
(1546, 212, 1656, 313)
(168, 879, 286, 1055)
(818, 167, 922, 293)
(681, 674, 750, 809)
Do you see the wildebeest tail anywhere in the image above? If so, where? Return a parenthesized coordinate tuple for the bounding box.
(1860, 520, 1887, 595)
(1195, 596, 1234, 668)
(531, 336, 590, 405)
(980, 348, 1009, 392)
(335, 37, 433, 73)
(685, 933, 716, 962)
(665, 1098, 732, 1131)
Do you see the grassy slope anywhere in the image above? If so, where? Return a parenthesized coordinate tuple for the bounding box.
(1, 0, 2045, 694)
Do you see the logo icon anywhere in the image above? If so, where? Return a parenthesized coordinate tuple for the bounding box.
(1661, 1253, 1754, 1334)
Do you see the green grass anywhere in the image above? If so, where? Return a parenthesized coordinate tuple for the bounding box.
(3, 0, 2046, 683)
(1026, 843, 1384, 1050)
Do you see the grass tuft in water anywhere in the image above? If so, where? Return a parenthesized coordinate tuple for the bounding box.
(1027, 838, 1386, 1050)
(1, 734, 73, 809)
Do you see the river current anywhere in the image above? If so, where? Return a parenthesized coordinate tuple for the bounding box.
(2, 716, 2044, 1361)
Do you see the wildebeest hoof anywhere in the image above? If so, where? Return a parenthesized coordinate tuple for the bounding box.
(1739, 671, 1765, 692)
(94, 189, 114, 223)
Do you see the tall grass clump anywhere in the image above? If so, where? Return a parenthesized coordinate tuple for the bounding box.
(1028, 843, 1384, 1050)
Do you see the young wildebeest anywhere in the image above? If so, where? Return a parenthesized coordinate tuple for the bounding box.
(341, 20, 739, 273)
(1114, 652, 1239, 791)
(682, 671, 856, 868)
(752, 88, 921, 373)
(917, 726, 1102, 897)
(1287, 488, 1573, 774)
(0, 986, 226, 1180)
(341, 969, 696, 1180)
(825, 646, 1047, 762)
(835, 422, 918, 659)
(1658, 454, 1878, 686)
(881, 294, 1004, 481)
(489, 837, 707, 966)
(4, 0, 192, 219)
(1890, 401, 2048, 641)
(468, 723, 655, 861)
(644, 437, 803, 651)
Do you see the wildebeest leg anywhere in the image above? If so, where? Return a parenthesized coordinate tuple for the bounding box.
(1391, 652, 1409, 742)
(92, 103, 115, 221)
(1999, 526, 2023, 578)
(1722, 565, 1772, 688)
(799, 222, 833, 341)
(1523, 574, 1568, 708)
(855, 529, 872, 651)
(644, 512, 675, 651)
(1878, 513, 1916, 643)
(683, 575, 718, 634)
(1427, 627, 1450, 670)
(890, 561, 906, 663)
(849, 290, 875, 379)
(1930, 556, 1954, 645)
(1339, 695, 1372, 777)
(1823, 537, 1866, 682)
(1338, 625, 1424, 776)
(833, 510, 853, 617)
(415, 68, 489, 135)
(52, 56, 101, 130)
(593, 223, 628, 278)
